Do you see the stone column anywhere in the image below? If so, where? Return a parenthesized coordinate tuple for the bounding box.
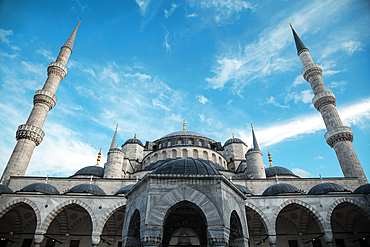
(323, 231, 334, 247)
(268, 235, 276, 247)
(92, 233, 100, 247)
(33, 234, 44, 247)
(208, 226, 230, 247)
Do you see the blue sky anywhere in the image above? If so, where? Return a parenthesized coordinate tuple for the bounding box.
(0, 0, 369, 179)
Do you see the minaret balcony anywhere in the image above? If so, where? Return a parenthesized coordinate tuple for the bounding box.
(33, 90, 58, 110)
(16, 124, 45, 146)
(325, 127, 353, 148)
(302, 63, 322, 81)
(312, 91, 336, 111)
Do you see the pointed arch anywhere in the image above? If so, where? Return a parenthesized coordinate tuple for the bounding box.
(0, 198, 41, 230)
(245, 202, 272, 235)
(326, 197, 370, 224)
(96, 201, 127, 235)
(40, 199, 96, 234)
(272, 199, 327, 233)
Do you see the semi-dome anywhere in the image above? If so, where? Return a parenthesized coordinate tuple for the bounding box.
(20, 183, 59, 195)
(123, 138, 143, 146)
(308, 182, 349, 195)
(265, 166, 298, 178)
(262, 183, 301, 196)
(162, 131, 206, 139)
(224, 138, 245, 146)
(115, 184, 136, 195)
(152, 158, 220, 175)
(234, 184, 253, 195)
(353, 184, 370, 194)
(73, 166, 105, 177)
(0, 184, 14, 194)
(67, 184, 106, 195)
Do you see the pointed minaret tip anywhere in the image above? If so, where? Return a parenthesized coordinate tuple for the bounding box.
(290, 24, 308, 56)
(77, 19, 81, 27)
(110, 127, 118, 150)
(62, 21, 81, 52)
(251, 124, 260, 152)
(290, 23, 293, 29)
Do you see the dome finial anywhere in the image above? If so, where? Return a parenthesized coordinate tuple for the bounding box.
(96, 148, 102, 166)
(45, 175, 49, 184)
(116, 123, 118, 130)
(290, 23, 293, 29)
(268, 149, 273, 167)
(275, 174, 279, 184)
(77, 19, 81, 27)
(319, 174, 323, 183)
(134, 133, 136, 139)
(251, 123, 253, 129)
(183, 119, 186, 131)
(232, 133, 235, 138)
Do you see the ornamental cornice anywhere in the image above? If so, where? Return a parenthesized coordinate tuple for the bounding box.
(47, 62, 68, 79)
(208, 238, 228, 247)
(33, 90, 57, 110)
(16, 124, 45, 146)
(141, 236, 161, 247)
(302, 63, 322, 81)
(325, 127, 353, 148)
(312, 91, 336, 111)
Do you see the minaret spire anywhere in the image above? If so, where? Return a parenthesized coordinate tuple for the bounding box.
(291, 24, 367, 182)
(1, 22, 80, 186)
(251, 123, 260, 151)
(110, 124, 118, 150)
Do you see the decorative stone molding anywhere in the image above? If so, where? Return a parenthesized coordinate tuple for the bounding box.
(16, 124, 45, 146)
(33, 90, 58, 110)
(47, 62, 68, 79)
(208, 238, 228, 247)
(325, 127, 353, 148)
(302, 63, 322, 81)
(141, 236, 161, 247)
(312, 91, 336, 111)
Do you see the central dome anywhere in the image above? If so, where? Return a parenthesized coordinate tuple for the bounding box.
(152, 158, 220, 175)
(162, 131, 206, 139)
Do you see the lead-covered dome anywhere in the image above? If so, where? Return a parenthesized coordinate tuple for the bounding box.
(123, 138, 143, 146)
(73, 166, 105, 177)
(265, 166, 298, 178)
(0, 184, 14, 194)
(67, 184, 106, 195)
(224, 138, 245, 146)
(162, 131, 206, 139)
(353, 184, 370, 194)
(20, 183, 59, 195)
(262, 183, 301, 196)
(234, 184, 253, 195)
(152, 158, 220, 175)
(308, 182, 349, 195)
(115, 184, 136, 195)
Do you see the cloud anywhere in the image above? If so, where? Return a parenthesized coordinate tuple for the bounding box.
(164, 29, 171, 52)
(199, 114, 206, 122)
(164, 3, 178, 18)
(292, 75, 305, 87)
(239, 97, 370, 147)
(328, 80, 347, 93)
(267, 96, 289, 109)
(0, 29, 21, 51)
(292, 168, 311, 178)
(152, 99, 170, 111)
(21, 61, 44, 76)
(0, 52, 17, 58)
(185, 12, 198, 18)
(341, 41, 363, 55)
(286, 89, 313, 104)
(136, 0, 151, 16)
(315, 156, 324, 160)
(196, 95, 209, 104)
(36, 49, 54, 61)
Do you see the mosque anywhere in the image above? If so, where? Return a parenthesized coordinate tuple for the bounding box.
(0, 22, 369, 247)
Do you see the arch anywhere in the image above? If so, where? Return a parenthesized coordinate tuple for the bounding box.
(167, 140, 171, 147)
(40, 199, 96, 234)
(161, 151, 167, 160)
(211, 153, 216, 163)
(199, 140, 204, 147)
(148, 186, 222, 227)
(193, 149, 199, 159)
(153, 153, 158, 162)
(272, 199, 327, 233)
(245, 202, 272, 236)
(188, 138, 194, 145)
(128, 209, 140, 238)
(172, 149, 177, 158)
(96, 201, 127, 235)
(182, 149, 188, 158)
(203, 151, 208, 160)
(0, 198, 41, 230)
(218, 157, 222, 165)
(229, 211, 243, 240)
(326, 197, 370, 224)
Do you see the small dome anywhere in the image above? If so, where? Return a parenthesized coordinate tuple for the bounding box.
(265, 166, 298, 178)
(234, 184, 253, 195)
(353, 184, 370, 194)
(115, 184, 136, 195)
(0, 184, 13, 194)
(73, 166, 105, 177)
(20, 183, 59, 195)
(247, 148, 259, 153)
(162, 131, 206, 139)
(308, 182, 349, 195)
(67, 184, 106, 195)
(152, 158, 220, 175)
(262, 183, 301, 196)
(124, 138, 143, 146)
(224, 138, 245, 146)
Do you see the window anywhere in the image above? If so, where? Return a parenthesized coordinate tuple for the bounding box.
(21, 239, 33, 247)
(45, 239, 56, 247)
(288, 240, 298, 247)
(312, 239, 322, 247)
(335, 239, 346, 247)
(69, 240, 80, 247)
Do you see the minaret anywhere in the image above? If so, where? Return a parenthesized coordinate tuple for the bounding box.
(104, 125, 125, 179)
(244, 124, 266, 179)
(290, 24, 367, 181)
(1, 21, 81, 186)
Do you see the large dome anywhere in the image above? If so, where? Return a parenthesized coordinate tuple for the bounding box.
(265, 166, 298, 178)
(152, 158, 220, 175)
(262, 183, 301, 196)
(67, 184, 106, 195)
(308, 182, 349, 195)
(73, 166, 105, 177)
(162, 131, 206, 139)
(20, 183, 60, 195)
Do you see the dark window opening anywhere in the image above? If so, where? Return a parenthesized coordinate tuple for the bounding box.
(288, 240, 298, 247)
(21, 239, 33, 247)
(69, 240, 80, 247)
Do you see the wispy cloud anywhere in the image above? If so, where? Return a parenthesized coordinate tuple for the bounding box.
(199, 114, 206, 122)
(315, 156, 324, 160)
(21, 61, 45, 76)
(164, 3, 178, 18)
(328, 80, 347, 93)
(196, 95, 209, 104)
(286, 89, 313, 104)
(0, 52, 17, 58)
(292, 75, 305, 87)
(36, 49, 54, 61)
(71, 0, 91, 12)
(341, 41, 363, 55)
(0, 28, 20, 51)
(163, 29, 171, 52)
(267, 96, 289, 109)
(136, 0, 151, 16)
(292, 168, 311, 178)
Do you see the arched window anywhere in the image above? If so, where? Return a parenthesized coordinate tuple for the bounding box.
(162, 151, 167, 160)
(203, 151, 208, 160)
(218, 157, 222, 165)
(193, 149, 199, 159)
(182, 149, 188, 158)
(212, 153, 216, 163)
(153, 154, 158, 162)
(172, 149, 177, 159)
(188, 138, 194, 145)
(168, 141, 171, 147)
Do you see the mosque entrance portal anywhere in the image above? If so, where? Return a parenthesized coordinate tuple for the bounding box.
(162, 201, 207, 247)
